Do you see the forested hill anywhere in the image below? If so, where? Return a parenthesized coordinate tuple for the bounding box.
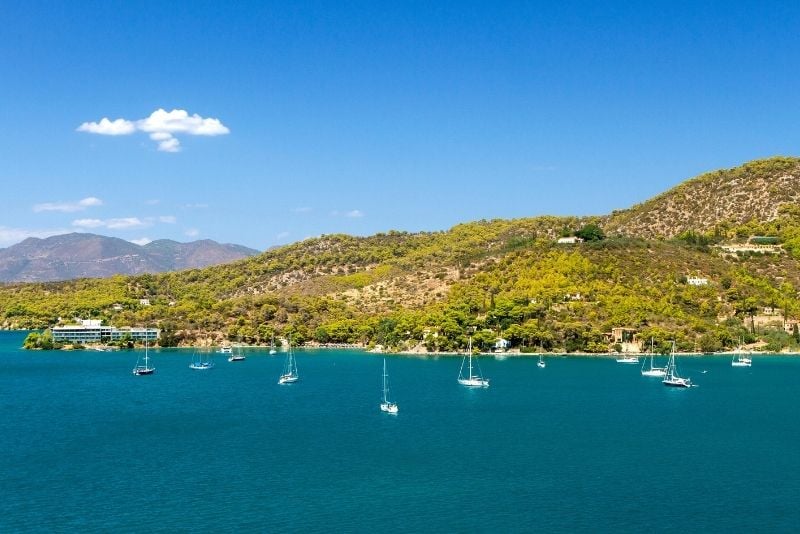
(6, 157, 800, 354)
(605, 157, 800, 239)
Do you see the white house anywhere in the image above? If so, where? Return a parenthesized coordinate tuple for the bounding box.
(139, 298, 151, 306)
(686, 276, 708, 286)
(494, 338, 509, 351)
(784, 319, 799, 334)
(557, 236, 584, 244)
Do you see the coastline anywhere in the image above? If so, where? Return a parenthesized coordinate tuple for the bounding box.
(7, 330, 800, 356)
(378, 348, 800, 358)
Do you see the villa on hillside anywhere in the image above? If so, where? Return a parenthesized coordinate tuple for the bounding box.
(784, 319, 799, 335)
(52, 319, 160, 344)
(422, 328, 438, 339)
(604, 327, 640, 352)
(686, 276, 709, 286)
(494, 338, 509, 352)
(717, 243, 782, 255)
(557, 236, 583, 244)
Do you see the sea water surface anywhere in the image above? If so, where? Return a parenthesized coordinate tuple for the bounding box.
(1, 330, 799, 532)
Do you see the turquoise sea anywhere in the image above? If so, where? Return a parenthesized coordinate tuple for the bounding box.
(1, 330, 799, 532)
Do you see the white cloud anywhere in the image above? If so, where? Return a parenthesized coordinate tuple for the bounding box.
(72, 217, 147, 230)
(33, 196, 103, 213)
(183, 203, 209, 209)
(106, 217, 146, 229)
(77, 108, 230, 152)
(0, 226, 69, 247)
(76, 118, 136, 135)
(331, 209, 365, 218)
(157, 136, 181, 152)
(185, 228, 200, 237)
(145, 199, 160, 206)
(137, 108, 229, 136)
(71, 215, 176, 231)
(276, 231, 290, 239)
(131, 237, 152, 246)
(71, 218, 105, 229)
(149, 132, 173, 141)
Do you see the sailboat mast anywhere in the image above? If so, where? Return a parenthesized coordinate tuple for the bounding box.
(468, 337, 473, 378)
(383, 359, 388, 403)
(668, 341, 676, 378)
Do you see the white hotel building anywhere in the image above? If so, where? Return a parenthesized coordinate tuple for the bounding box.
(52, 319, 160, 344)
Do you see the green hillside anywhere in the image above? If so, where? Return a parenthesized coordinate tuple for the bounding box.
(5, 157, 800, 353)
(606, 157, 800, 239)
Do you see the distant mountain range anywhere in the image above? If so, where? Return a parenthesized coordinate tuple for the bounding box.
(0, 233, 260, 282)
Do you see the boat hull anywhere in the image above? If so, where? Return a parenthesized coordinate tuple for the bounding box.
(616, 358, 639, 364)
(380, 402, 398, 414)
(132, 368, 155, 376)
(641, 369, 666, 377)
(458, 378, 489, 387)
(189, 363, 214, 370)
(278, 374, 299, 384)
(228, 356, 246, 362)
(662, 378, 692, 388)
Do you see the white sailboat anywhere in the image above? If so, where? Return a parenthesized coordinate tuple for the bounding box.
(641, 338, 666, 377)
(458, 337, 489, 387)
(269, 334, 277, 355)
(615, 352, 639, 364)
(278, 337, 299, 384)
(662, 341, 692, 388)
(731, 341, 752, 367)
(132, 338, 155, 376)
(537, 353, 546, 368)
(189, 349, 214, 370)
(228, 343, 246, 362)
(380, 358, 398, 414)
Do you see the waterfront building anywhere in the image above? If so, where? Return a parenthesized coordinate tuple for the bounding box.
(51, 319, 160, 344)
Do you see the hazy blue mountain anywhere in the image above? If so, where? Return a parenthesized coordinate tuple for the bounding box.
(0, 233, 259, 282)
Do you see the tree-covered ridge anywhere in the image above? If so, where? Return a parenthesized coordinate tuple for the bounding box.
(418, 237, 798, 351)
(3, 157, 800, 354)
(3, 235, 799, 354)
(0, 215, 595, 331)
(606, 157, 800, 239)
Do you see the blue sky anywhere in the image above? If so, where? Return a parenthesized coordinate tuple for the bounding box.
(1, 1, 799, 250)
